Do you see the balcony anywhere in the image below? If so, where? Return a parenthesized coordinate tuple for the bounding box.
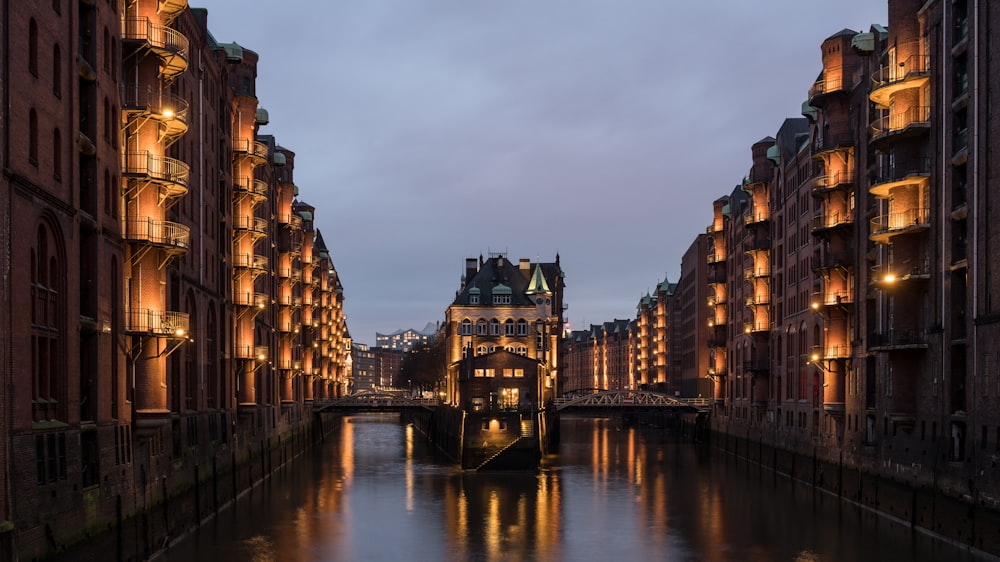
(276, 266, 292, 279)
(870, 55, 930, 107)
(122, 151, 190, 202)
(707, 294, 727, 307)
(808, 75, 846, 104)
(278, 213, 303, 230)
(870, 106, 931, 145)
(706, 250, 726, 264)
(744, 210, 770, 226)
(869, 329, 928, 351)
(745, 294, 770, 307)
(707, 262, 727, 284)
(121, 17, 189, 79)
(743, 265, 770, 280)
(233, 176, 269, 202)
(811, 210, 853, 234)
(121, 86, 189, 144)
(233, 291, 269, 310)
(124, 217, 189, 254)
(230, 253, 269, 275)
(233, 215, 268, 239)
(276, 319, 295, 333)
(743, 321, 769, 335)
(812, 133, 853, 156)
(869, 157, 931, 198)
(157, 0, 189, 21)
(812, 289, 854, 308)
(124, 309, 189, 338)
(810, 344, 851, 362)
(871, 260, 931, 286)
(870, 208, 930, 243)
(234, 138, 269, 166)
(234, 345, 270, 361)
(810, 170, 854, 197)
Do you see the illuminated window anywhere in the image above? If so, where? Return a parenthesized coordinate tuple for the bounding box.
(503, 369, 513, 377)
(513, 369, 524, 377)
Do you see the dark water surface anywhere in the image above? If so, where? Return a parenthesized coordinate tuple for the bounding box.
(161, 413, 982, 561)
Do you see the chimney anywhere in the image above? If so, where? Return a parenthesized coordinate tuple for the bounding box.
(465, 258, 478, 284)
(519, 259, 531, 279)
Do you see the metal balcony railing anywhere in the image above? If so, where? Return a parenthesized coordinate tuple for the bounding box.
(121, 17, 189, 77)
(871, 55, 930, 90)
(125, 309, 189, 337)
(124, 217, 189, 250)
(809, 75, 845, 100)
(870, 106, 931, 139)
(744, 210, 770, 225)
(121, 85, 189, 127)
(234, 176, 268, 198)
(122, 151, 190, 189)
(811, 211, 853, 232)
(870, 208, 930, 239)
(743, 265, 770, 280)
(233, 215, 268, 235)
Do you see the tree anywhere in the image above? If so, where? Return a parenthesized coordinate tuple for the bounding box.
(398, 337, 446, 393)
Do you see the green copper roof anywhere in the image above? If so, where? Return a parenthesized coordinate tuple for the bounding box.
(492, 284, 512, 295)
(525, 263, 551, 294)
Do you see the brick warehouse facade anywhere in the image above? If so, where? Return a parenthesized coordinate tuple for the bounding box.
(0, 2, 349, 559)
(561, 0, 1000, 552)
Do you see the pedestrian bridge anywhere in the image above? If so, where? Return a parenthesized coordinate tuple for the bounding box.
(314, 392, 440, 412)
(553, 390, 709, 413)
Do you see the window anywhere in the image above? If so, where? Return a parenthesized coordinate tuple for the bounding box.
(489, 318, 500, 336)
(52, 129, 61, 181)
(493, 294, 510, 305)
(29, 109, 38, 165)
(52, 44, 61, 97)
(29, 19, 38, 76)
(476, 319, 487, 336)
(32, 222, 66, 422)
(516, 346, 527, 356)
(460, 319, 472, 335)
(505, 319, 515, 336)
(469, 293, 479, 305)
(517, 319, 528, 336)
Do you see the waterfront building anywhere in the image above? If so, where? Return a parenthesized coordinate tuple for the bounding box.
(443, 254, 564, 410)
(376, 323, 439, 352)
(561, 320, 635, 394)
(707, 0, 1000, 523)
(0, 3, 348, 557)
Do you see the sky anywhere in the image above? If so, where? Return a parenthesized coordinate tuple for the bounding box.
(191, 1, 887, 346)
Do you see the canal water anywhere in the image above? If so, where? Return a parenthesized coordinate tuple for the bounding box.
(162, 413, 983, 561)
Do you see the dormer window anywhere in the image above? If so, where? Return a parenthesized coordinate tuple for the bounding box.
(493, 294, 510, 305)
(469, 287, 480, 305)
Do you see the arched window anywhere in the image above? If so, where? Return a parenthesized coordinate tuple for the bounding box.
(504, 319, 515, 336)
(52, 43, 61, 97)
(460, 319, 472, 335)
(31, 220, 66, 422)
(489, 318, 500, 336)
(516, 319, 528, 336)
(29, 109, 38, 165)
(476, 319, 487, 336)
(29, 19, 38, 76)
(52, 129, 61, 181)
(476, 345, 488, 356)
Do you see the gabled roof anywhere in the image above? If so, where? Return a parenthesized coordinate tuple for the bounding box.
(453, 255, 561, 307)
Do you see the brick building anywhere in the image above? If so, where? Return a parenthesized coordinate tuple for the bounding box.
(0, 2, 349, 558)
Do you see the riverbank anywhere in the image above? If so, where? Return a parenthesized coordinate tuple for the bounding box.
(48, 410, 343, 562)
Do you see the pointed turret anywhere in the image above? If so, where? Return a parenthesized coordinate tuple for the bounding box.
(525, 263, 551, 295)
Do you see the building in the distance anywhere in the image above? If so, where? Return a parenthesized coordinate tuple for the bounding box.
(376, 323, 440, 352)
(443, 253, 564, 410)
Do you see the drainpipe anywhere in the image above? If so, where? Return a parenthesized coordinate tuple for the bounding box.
(2, 0, 14, 537)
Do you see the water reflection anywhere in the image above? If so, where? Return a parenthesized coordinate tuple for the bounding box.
(164, 413, 982, 562)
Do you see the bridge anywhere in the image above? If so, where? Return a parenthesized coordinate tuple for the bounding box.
(553, 390, 709, 413)
(314, 392, 440, 412)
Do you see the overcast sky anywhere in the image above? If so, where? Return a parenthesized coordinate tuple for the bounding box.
(192, 1, 886, 346)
